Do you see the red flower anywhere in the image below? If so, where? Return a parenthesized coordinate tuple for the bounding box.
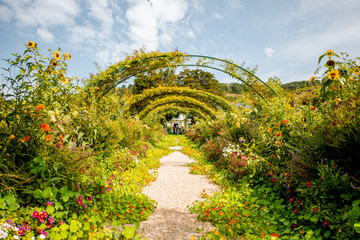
(41, 124, 50, 132)
(297, 199, 301, 205)
(272, 177, 276, 183)
(313, 206, 318, 212)
(25, 135, 30, 141)
(289, 197, 294, 203)
(294, 208, 299, 214)
(311, 107, 316, 111)
(282, 120, 287, 124)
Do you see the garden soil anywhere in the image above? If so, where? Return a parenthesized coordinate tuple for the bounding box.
(138, 146, 220, 239)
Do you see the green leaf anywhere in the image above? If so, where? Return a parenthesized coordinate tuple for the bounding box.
(354, 223, 360, 233)
(324, 231, 331, 238)
(60, 230, 68, 239)
(47, 205, 55, 214)
(70, 220, 79, 233)
(122, 226, 136, 239)
(33, 189, 43, 198)
(310, 215, 319, 223)
(42, 187, 54, 198)
(353, 200, 360, 207)
(349, 205, 360, 219)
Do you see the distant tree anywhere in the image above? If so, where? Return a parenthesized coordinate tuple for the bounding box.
(229, 82, 246, 94)
(132, 68, 222, 95)
(219, 83, 230, 92)
(132, 68, 177, 94)
(177, 69, 221, 95)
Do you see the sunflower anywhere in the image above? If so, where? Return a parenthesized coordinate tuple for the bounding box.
(27, 41, 35, 48)
(328, 69, 340, 80)
(326, 60, 335, 67)
(309, 76, 316, 83)
(53, 51, 60, 60)
(68, 53, 71, 61)
(51, 60, 58, 68)
(326, 49, 334, 57)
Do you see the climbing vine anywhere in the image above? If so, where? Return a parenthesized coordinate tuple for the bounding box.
(125, 86, 234, 115)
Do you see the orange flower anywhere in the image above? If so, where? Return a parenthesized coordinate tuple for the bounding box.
(45, 135, 52, 141)
(236, 213, 240, 217)
(268, 127, 272, 132)
(275, 123, 279, 126)
(36, 104, 45, 112)
(282, 120, 287, 124)
(276, 140, 281, 146)
(276, 132, 282, 137)
(261, 232, 265, 239)
(41, 124, 50, 132)
(59, 135, 63, 141)
(218, 211, 223, 216)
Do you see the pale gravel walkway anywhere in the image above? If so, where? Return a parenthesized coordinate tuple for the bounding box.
(138, 147, 220, 240)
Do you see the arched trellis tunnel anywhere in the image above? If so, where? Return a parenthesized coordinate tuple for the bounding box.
(93, 51, 277, 100)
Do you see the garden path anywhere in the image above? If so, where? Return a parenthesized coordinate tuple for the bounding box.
(138, 146, 220, 239)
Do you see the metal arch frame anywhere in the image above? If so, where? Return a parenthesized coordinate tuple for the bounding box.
(97, 53, 278, 99)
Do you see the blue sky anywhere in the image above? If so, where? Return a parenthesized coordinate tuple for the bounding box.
(1, 0, 360, 84)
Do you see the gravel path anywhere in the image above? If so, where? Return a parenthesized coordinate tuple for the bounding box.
(138, 146, 220, 239)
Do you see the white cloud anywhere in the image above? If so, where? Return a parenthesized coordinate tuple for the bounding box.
(37, 27, 54, 42)
(187, 30, 196, 39)
(87, 0, 114, 36)
(214, 13, 224, 20)
(159, 33, 173, 46)
(0, 5, 13, 22)
(1, 0, 80, 27)
(264, 47, 275, 58)
(125, 0, 188, 50)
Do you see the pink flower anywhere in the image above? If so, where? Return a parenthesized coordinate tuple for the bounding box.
(32, 211, 40, 218)
(271, 177, 276, 183)
(297, 199, 301, 205)
(289, 197, 294, 203)
(42, 211, 48, 218)
(43, 231, 49, 237)
(38, 228, 44, 234)
(322, 219, 329, 227)
(24, 224, 30, 231)
(46, 201, 52, 207)
(48, 216, 55, 224)
(18, 228, 25, 236)
(294, 209, 299, 214)
(77, 199, 83, 206)
(313, 207, 319, 212)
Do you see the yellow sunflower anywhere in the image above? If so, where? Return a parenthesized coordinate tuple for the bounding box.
(51, 60, 58, 68)
(326, 49, 334, 57)
(27, 41, 35, 48)
(68, 53, 71, 61)
(53, 51, 60, 60)
(328, 69, 340, 80)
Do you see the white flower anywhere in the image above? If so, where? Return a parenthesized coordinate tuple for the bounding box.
(50, 115, 56, 122)
(14, 235, 19, 239)
(14, 227, 19, 231)
(73, 111, 79, 118)
(31, 236, 35, 240)
(40, 234, 45, 239)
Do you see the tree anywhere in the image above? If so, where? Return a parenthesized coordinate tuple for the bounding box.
(131, 68, 177, 94)
(177, 69, 222, 95)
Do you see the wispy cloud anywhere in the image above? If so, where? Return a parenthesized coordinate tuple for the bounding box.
(264, 47, 275, 58)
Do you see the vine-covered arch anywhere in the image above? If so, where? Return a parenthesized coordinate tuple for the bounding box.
(137, 95, 217, 120)
(92, 50, 277, 100)
(144, 104, 209, 122)
(125, 86, 234, 116)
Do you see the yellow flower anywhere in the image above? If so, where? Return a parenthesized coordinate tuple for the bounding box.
(54, 51, 60, 60)
(328, 69, 340, 80)
(259, 126, 264, 130)
(9, 134, 15, 139)
(309, 76, 316, 83)
(236, 122, 240, 128)
(63, 53, 67, 60)
(51, 60, 58, 68)
(68, 53, 71, 61)
(214, 231, 219, 236)
(326, 49, 334, 57)
(27, 41, 35, 48)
